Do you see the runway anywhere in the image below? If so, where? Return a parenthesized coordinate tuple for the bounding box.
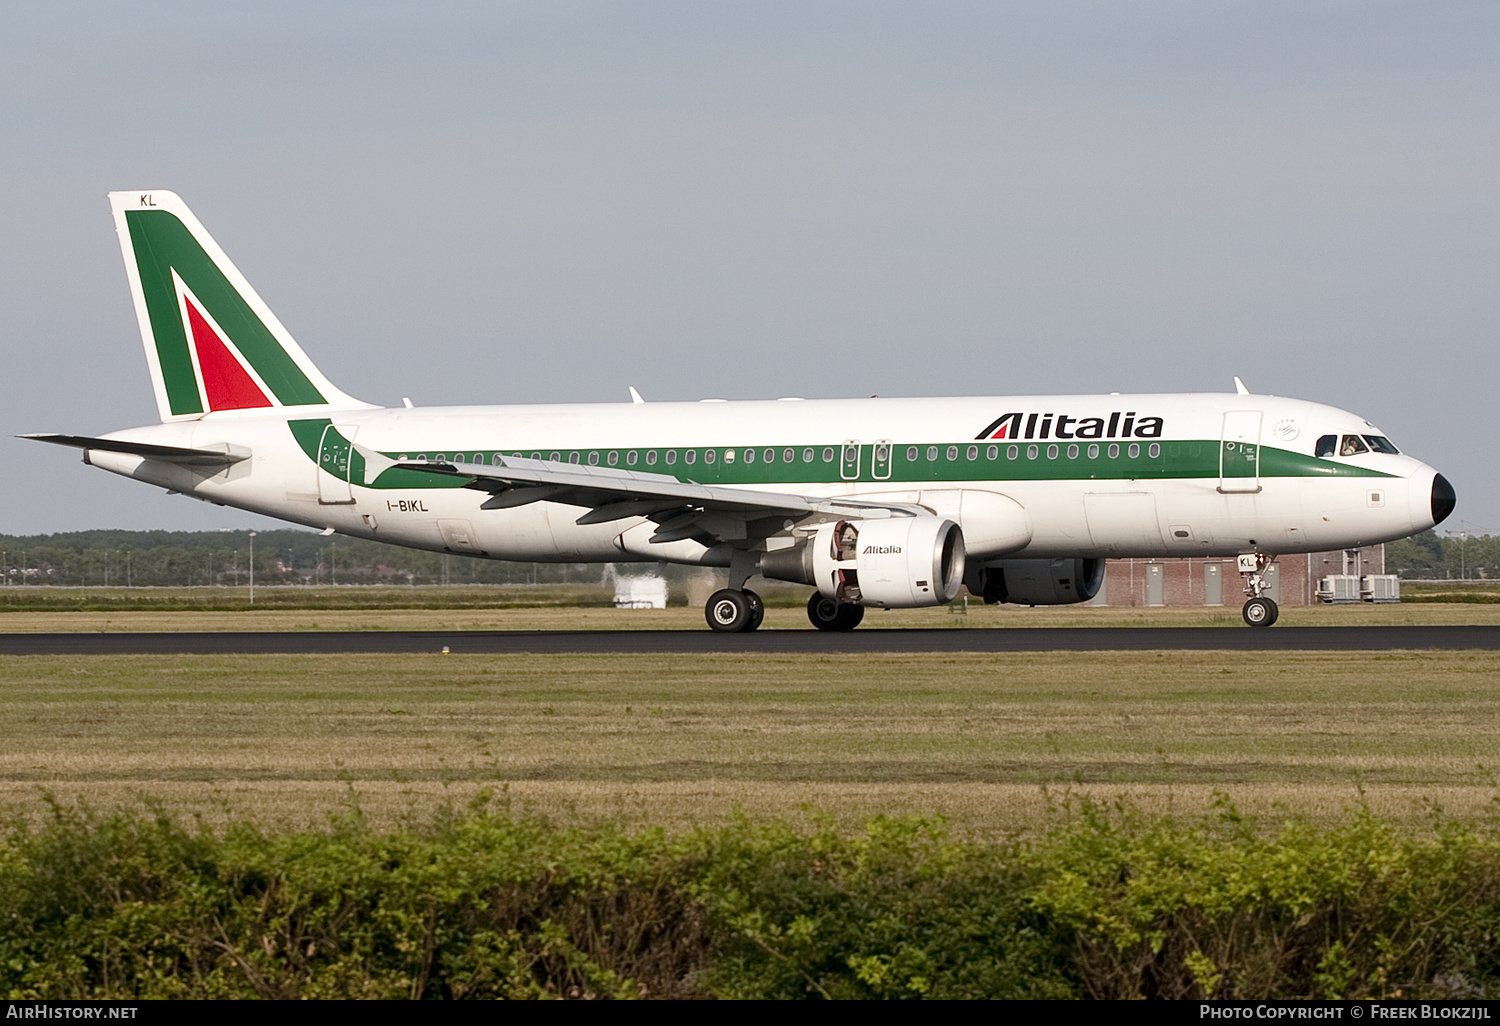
(3, 625, 1498, 655)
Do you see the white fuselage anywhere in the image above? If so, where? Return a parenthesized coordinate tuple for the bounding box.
(83, 391, 1445, 570)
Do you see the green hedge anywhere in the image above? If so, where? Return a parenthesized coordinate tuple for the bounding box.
(3, 796, 1499, 999)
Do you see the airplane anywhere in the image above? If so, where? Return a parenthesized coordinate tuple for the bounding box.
(25, 191, 1455, 631)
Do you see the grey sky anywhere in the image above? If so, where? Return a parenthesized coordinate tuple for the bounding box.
(4, 1, 1497, 535)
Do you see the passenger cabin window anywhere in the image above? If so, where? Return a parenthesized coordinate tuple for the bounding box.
(1315, 435, 1337, 457)
(1340, 435, 1369, 456)
(665, 450, 676, 465)
(907, 446, 919, 461)
(626, 451, 637, 466)
(986, 445, 998, 460)
(783, 448, 795, 463)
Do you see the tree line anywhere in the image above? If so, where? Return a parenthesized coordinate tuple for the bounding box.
(0, 529, 606, 588)
(1385, 529, 1500, 580)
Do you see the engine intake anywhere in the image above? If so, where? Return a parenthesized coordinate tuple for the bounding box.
(770, 517, 966, 608)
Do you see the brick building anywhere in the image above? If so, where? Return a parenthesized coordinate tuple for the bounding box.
(1095, 545, 1387, 607)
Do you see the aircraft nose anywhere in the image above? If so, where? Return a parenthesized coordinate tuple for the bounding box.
(1431, 473, 1456, 527)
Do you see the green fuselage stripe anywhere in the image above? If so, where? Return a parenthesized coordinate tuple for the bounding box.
(290, 421, 1396, 490)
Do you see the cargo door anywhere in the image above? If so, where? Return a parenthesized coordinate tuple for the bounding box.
(1084, 492, 1163, 553)
(439, 519, 485, 555)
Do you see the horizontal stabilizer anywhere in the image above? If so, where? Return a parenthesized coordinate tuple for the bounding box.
(20, 433, 250, 467)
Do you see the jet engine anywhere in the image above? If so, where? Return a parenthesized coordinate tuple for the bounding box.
(964, 557, 1104, 606)
(761, 516, 966, 608)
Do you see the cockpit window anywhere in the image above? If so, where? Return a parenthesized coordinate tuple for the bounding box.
(1363, 435, 1400, 454)
(1315, 434, 1337, 457)
(1340, 435, 1369, 456)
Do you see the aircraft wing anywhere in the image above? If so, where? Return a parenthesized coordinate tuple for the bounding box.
(391, 454, 923, 543)
(21, 433, 250, 468)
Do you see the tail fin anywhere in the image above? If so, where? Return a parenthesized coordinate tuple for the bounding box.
(109, 191, 374, 422)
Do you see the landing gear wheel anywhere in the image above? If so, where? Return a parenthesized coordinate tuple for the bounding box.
(807, 593, 865, 632)
(1242, 596, 1279, 627)
(744, 589, 765, 631)
(706, 589, 756, 633)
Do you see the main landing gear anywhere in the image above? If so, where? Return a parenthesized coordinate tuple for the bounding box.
(705, 588, 765, 633)
(1238, 552, 1279, 627)
(806, 592, 864, 632)
(705, 551, 768, 633)
(703, 589, 868, 632)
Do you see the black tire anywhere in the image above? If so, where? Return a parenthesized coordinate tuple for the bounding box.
(1242, 596, 1278, 627)
(706, 589, 755, 633)
(744, 589, 765, 632)
(807, 592, 865, 631)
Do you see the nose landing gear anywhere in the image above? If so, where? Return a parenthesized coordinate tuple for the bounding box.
(1237, 553, 1279, 627)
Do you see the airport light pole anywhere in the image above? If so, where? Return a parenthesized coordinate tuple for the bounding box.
(249, 532, 257, 604)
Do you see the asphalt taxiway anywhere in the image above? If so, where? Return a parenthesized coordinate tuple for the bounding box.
(2, 625, 1497, 655)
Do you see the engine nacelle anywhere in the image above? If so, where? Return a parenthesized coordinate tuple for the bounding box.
(965, 557, 1104, 606)
(795, 517, 966, 608)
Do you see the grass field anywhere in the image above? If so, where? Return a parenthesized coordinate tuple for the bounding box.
(2, 647, 1497, 837)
